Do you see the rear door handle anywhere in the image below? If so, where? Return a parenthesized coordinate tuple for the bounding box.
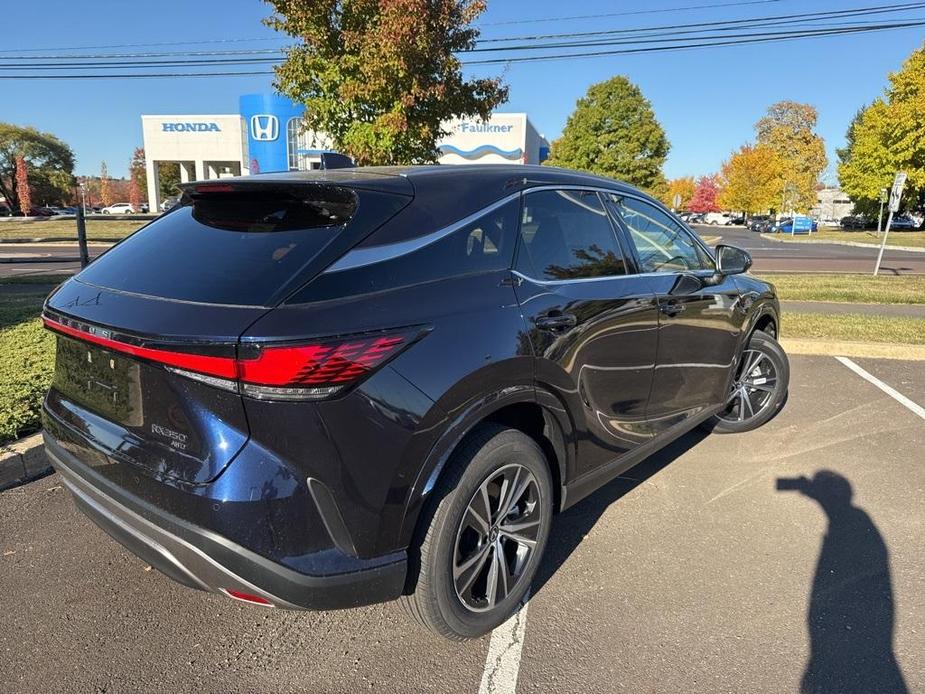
(659, 301, 685, 317)
(535, 313, 577, 332)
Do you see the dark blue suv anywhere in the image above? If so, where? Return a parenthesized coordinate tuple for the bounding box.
(42, 166, 788, 640)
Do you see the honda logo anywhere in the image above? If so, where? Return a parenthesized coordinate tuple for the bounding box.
(250, 114, 279, 142)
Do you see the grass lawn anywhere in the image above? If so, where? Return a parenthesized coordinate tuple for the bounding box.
(777, 228, 925, 248)
(783, 312, 925, 345)
(0, 218, 145, 241)
(758, 273, 925, 304)
(0, 277, 57, 443)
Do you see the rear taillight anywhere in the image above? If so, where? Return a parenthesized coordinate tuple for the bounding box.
(43, 315, 418, 401)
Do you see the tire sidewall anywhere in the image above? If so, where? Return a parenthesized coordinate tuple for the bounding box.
(424, 430, 553, 638)
(711, 330, 790, 433)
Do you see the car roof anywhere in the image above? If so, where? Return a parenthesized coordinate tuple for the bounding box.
(204, 164, 647, 198)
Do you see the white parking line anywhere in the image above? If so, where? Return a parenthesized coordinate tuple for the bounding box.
(478, 597, 530, 694)
(835, 356, 925, 420)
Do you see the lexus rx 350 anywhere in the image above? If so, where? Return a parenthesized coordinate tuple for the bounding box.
(42, 166, 788, 640)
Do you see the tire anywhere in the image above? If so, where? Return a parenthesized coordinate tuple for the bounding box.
(400, 424, 554, 640)
(704, 330, 789, 434)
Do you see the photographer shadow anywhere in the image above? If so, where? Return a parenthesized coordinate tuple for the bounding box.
(780, 471, 908, 694)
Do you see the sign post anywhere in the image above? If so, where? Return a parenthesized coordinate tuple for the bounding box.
(873, 172, 907, 276)
(876, 187, 888, 238)
(671, 193, 681, 212)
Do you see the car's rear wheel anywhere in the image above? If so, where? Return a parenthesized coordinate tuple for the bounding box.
(401, 424, 553, 640)
(706, 330, 789, 434)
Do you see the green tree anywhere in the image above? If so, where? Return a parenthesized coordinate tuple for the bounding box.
(717, 144, 784, 216)
(0, 123, 74, 212)
(545, 76, 669, 189)
(839, 43, 925, 215)
(756, 101, 827, 212)
(264, 0, 507, 165)
(156, 162, 181, 200)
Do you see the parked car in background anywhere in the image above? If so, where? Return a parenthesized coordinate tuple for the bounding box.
(840, 215, 869, 230)
(160, 195, 180, 212)
(686, 212, 706, 225)
(725, 215, 745, 226)
(748, 216, 772, 232)
(0, 204, 12, 217)
(703, 212, 732, 225)
(41, 165, 788, 640)
(773, 216, 817, 234)
(102, 203, 136, 214)
(889, 215, 917, 230)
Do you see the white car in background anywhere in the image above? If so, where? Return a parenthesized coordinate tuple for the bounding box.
(702, 212, 732, 225)
(101, 203, 135, 214)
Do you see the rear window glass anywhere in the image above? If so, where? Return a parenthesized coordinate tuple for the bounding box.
(290, 198, 521, 303)
(76, 187, 359, 306)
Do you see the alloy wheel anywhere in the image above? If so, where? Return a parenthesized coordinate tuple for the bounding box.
(452, 464, 542, 613)
(717, 347, 778, 423)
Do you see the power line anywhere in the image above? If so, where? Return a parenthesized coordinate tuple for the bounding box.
(477, 1, 925, 43)
(463, 20, 925, 65)
(479, 0, 786, 26)
(0, 36, 286, 55)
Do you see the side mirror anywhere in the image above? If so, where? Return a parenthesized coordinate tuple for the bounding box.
(715, 244, 752, 276)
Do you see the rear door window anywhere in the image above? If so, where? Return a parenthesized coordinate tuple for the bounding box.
(515, 189, 627, 281)
(75, 185, 402, 307)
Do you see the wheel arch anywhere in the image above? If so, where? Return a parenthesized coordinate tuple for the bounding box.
(396, 387, 574, 551)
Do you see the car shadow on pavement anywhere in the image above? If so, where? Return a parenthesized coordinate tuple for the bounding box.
(531, 427, 710, 598)
(777, 470, 908, 694)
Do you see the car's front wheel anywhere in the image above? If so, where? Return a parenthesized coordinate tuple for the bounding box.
(401, 424, 553, 640)
(706, 330, 789, 434)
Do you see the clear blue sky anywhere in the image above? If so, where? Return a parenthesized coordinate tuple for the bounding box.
(2, 0, 923, 182)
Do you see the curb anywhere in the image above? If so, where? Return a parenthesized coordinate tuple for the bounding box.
(0, 238, 123, 244)
(0, 433, 52, 491)
(762, 235, 925, 253)
(0, 257, 80, 264)
(780, 338, 925, 360)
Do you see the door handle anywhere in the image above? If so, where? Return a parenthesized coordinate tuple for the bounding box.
(535, 312, 577, 332)
(659, 301, 686, 317)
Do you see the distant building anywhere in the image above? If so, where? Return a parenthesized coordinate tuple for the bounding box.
(437, 114, 549, 166)
(812, 187, 854, 221)
(141, 95, 549, 214)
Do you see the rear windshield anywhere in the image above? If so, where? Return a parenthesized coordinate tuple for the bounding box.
(76, 186, 361, 306)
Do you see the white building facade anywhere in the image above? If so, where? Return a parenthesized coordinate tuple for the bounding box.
(141, 95, 549, 213)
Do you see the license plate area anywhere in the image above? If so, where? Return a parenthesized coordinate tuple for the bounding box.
(54, 337, 142, 426)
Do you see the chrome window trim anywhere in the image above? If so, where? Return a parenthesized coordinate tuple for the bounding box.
(323, 182, 714, 277)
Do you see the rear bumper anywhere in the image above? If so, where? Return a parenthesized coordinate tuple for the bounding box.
(43, 433, 407, 611)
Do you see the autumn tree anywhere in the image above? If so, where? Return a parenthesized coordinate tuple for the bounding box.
(717, 144, 783, 216)
(128, 147, 146, 209)
(660, 176, 696, 210)
(0, 123, 74, 212)
(546, 76, 669, 189)
(839, 43, 925, 215)
(755, 101, 826, 212)
(14, 156, 31, 214)
(689, 175, 721, 212)
(265, 0, 507, 165)
(99, 162, 113, 207)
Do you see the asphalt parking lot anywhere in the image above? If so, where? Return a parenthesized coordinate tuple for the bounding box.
(1, 354, 923, 693)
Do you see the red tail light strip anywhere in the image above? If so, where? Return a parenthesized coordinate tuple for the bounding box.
(42, 316, 238, 378)
(42, 315, 413, 399)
